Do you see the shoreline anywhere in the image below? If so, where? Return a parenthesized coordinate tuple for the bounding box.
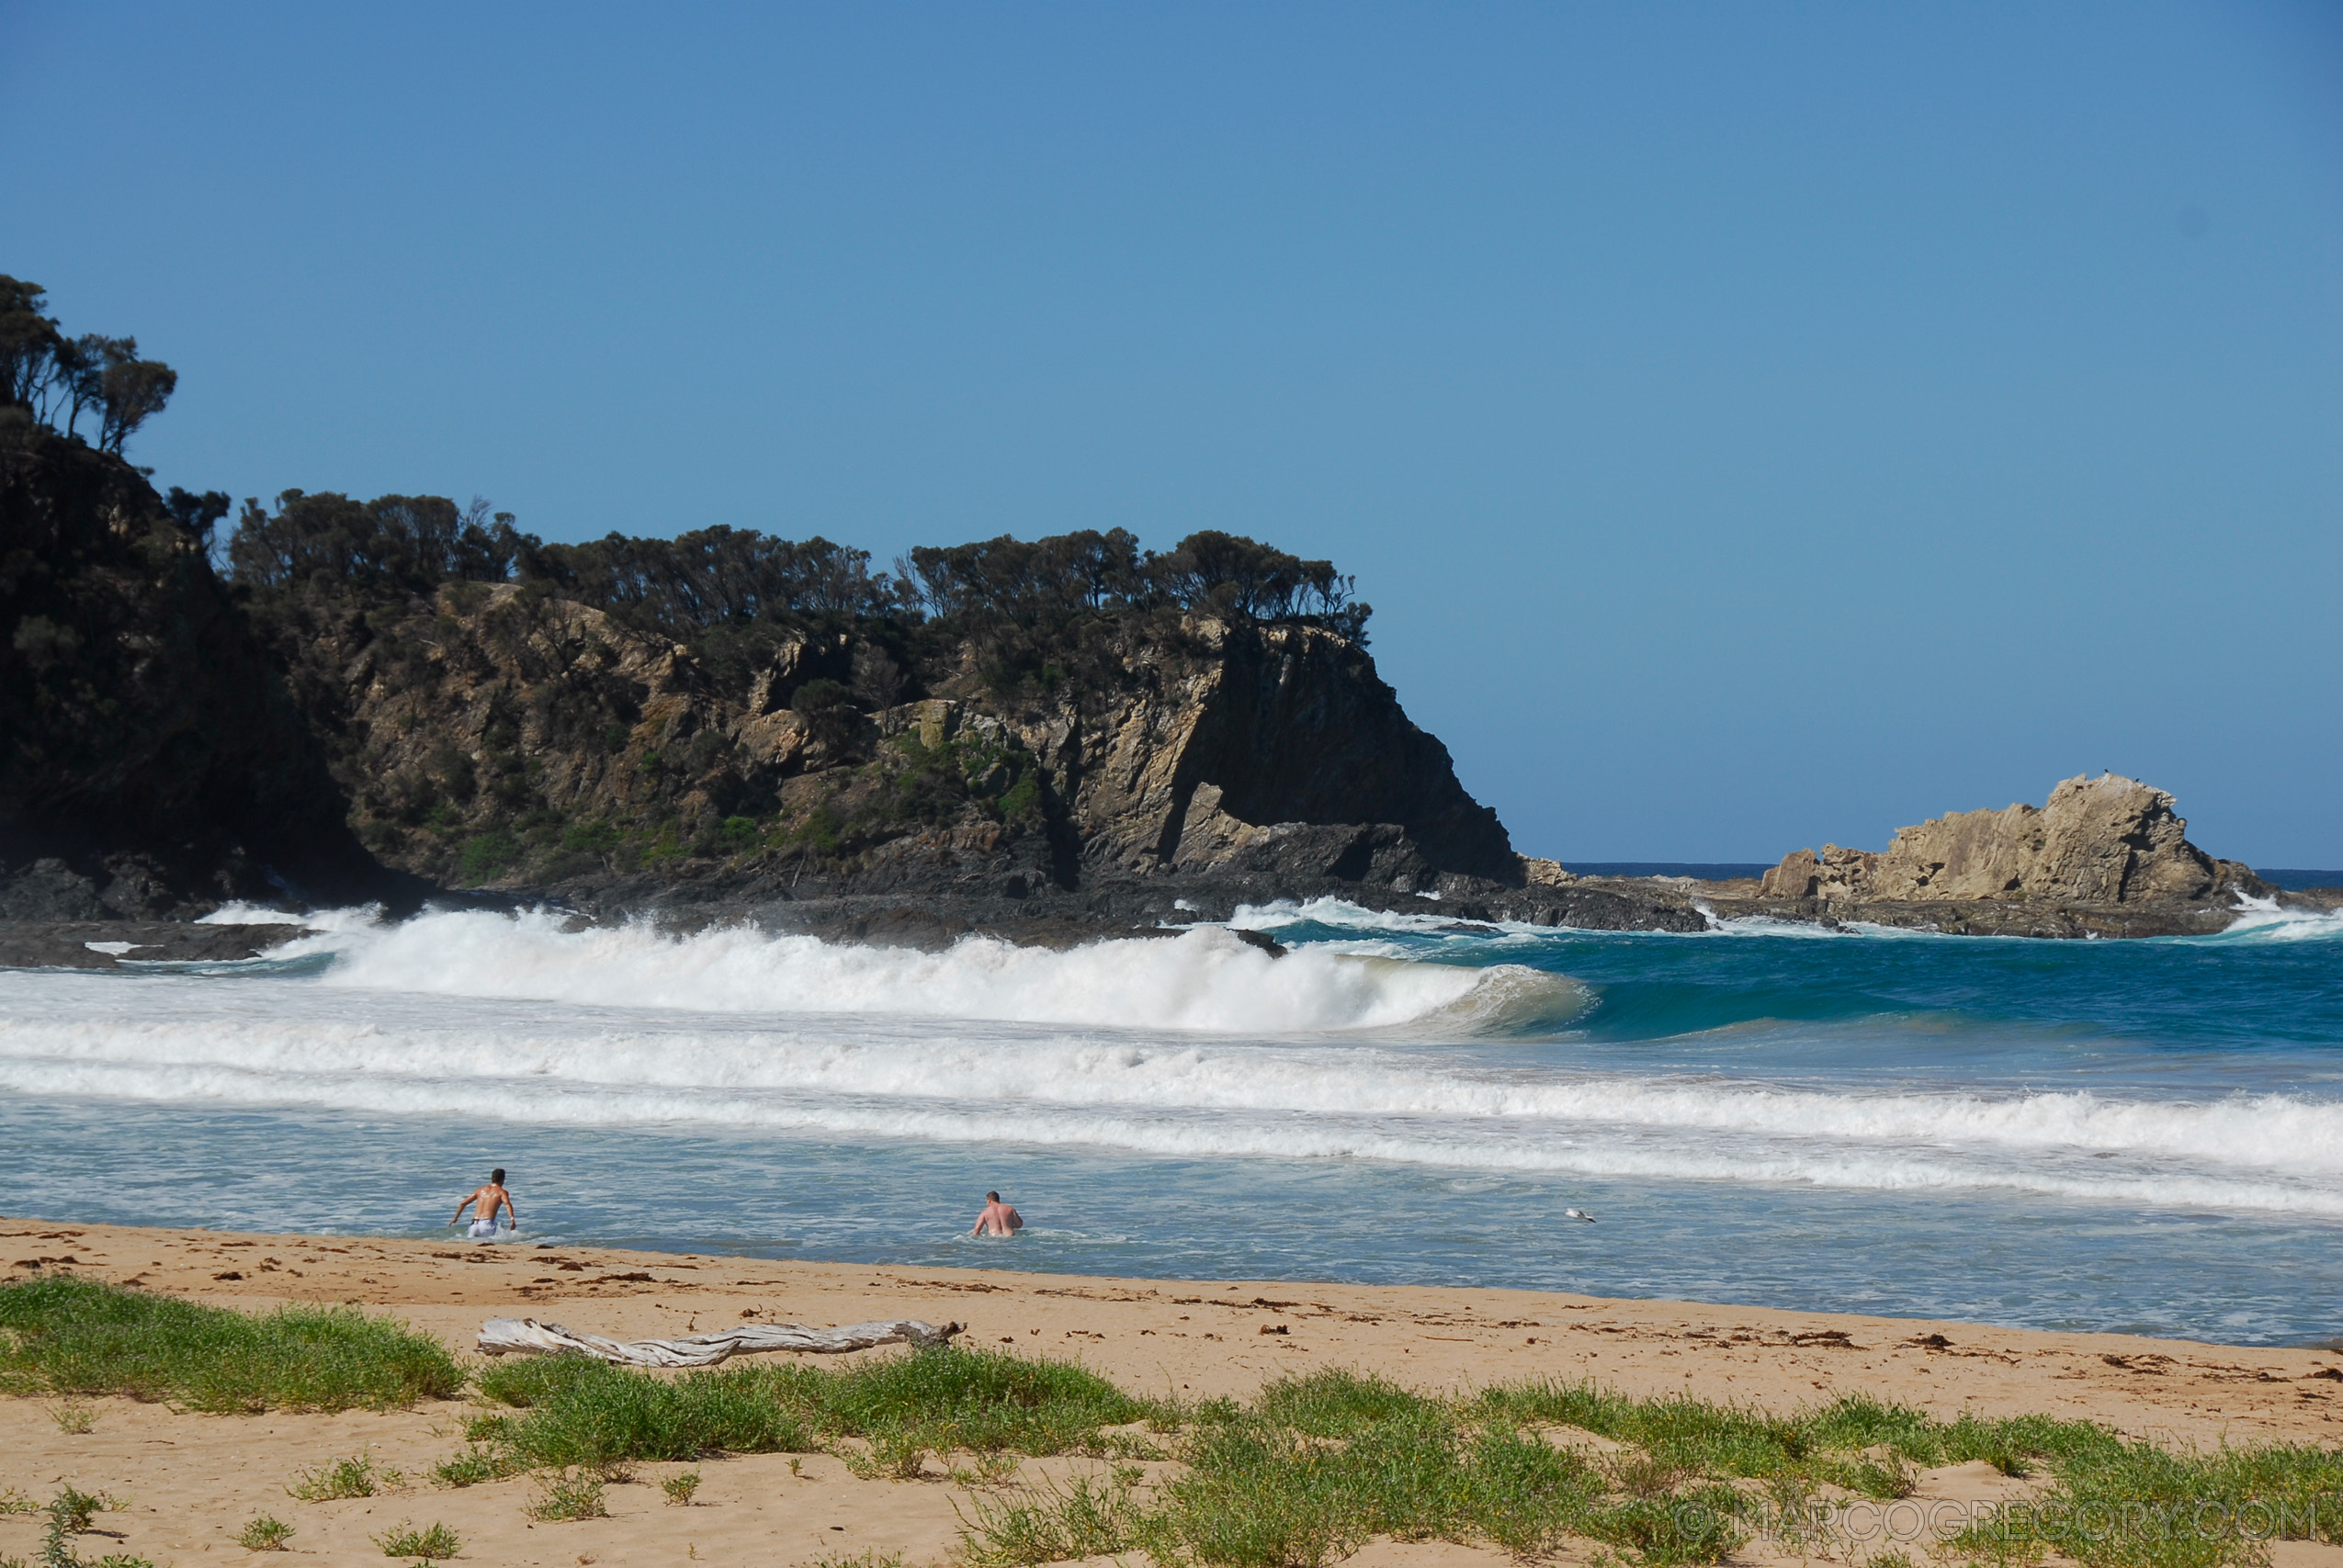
(9, 1215, 2342, 1442)
(10, 1216, 2343, 1567)
(9, 870, 2339, 968)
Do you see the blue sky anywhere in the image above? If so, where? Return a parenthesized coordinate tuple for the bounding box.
(6, 3, 2338, 863)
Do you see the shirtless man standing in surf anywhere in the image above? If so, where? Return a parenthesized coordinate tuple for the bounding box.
(450, 1168, 517, 1239)
(971, 1190, 1023, 1236)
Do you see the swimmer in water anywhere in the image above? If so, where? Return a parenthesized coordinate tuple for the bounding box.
(971, 1190, 1023, 1237)
(450, 1168, 517, 1239)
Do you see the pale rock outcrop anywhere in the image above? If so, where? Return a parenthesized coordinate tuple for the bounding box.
(1762, 774, 2262, 907)
(1166, 783, 1275, 871)
(1760, 844, 1878, 899)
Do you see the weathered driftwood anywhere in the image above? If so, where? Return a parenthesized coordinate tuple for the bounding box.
(476, 1316, 962, 1368)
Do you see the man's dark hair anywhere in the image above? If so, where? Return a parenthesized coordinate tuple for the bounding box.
(492, 1168, 506, 1184)
(986, 1190, 1000, 1201)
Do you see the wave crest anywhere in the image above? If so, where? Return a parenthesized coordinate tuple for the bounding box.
(255, 908, 1579, 1036)
(2215, 897, 2343, 943)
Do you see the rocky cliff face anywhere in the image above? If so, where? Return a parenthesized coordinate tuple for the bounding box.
(0, 429, 366, 916)
(244, 575, 1514, 911)
(1040, 616, 1515, 886)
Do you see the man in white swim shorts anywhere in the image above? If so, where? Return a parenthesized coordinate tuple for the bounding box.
(451, 1168, 518, 1240)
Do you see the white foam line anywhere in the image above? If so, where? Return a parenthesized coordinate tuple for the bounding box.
(4, 1050, 2337, 1218)
(4, 995, 2340, 1172)
(1231, 896, 1976, 942)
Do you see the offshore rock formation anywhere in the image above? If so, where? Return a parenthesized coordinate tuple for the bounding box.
(1728, 774, 2274, 938)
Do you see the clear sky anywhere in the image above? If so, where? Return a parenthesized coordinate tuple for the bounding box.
(6, 3, 2338, 865)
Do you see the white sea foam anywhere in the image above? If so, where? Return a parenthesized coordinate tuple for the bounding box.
(1230, 898, 1513, 935)
(4, 956, 2341, 1215)
(235, 908, 1575, 1034)
(196, 901, 344, 927)
(2213, 896, 2343, 942)
(1236, 894, 1976, 942)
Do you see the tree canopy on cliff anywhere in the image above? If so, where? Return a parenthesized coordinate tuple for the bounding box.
(0, 276, 178, 456)
(222, 492, 1370, 646)
(899, 528, 1367, 638)
(228, 491, 534, 599)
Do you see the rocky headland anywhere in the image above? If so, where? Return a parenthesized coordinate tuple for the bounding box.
(2, 413, 1719, 950)
(2, 384, 2327, 949)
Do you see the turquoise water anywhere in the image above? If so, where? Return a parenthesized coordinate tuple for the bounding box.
(1, 898, 2337, 1343)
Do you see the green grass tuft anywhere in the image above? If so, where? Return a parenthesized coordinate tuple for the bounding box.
(524, 1471, 607, 1522)
(459, 1342, 1151, 1477)
(370, 1520, 459, 1560)
(32, 1486, 147, 1568)
(0, 1275, 463, 1413)
(50, 1487, 107, 1536)
(234, 1515, 293, 1551)
(428, 1447, 522, 1488)
(288, 1452, 397, 1503)
(960, 1472, 1145, 1568)
(408, 1339, 2343, 1568)
(957, 1367, 2343, 1568)
(470, 1354, 815, 1468)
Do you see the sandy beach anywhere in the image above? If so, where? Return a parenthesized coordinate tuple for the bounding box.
(6, 1214, 2343, 1568)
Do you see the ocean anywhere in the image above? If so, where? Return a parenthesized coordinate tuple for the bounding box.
(2, 897, 2338, 1345)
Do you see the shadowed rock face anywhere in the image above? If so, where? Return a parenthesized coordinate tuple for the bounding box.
(1759, 774, 2266, 907)
(1053, 618, 1515, 888)
(0, 428, 368, 913)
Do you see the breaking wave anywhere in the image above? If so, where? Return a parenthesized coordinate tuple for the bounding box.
(213, 907, 1586, 1036)
(2, 966, 2340, 1214)
(6, 893, 2333, 1224)
(2213, 896, 2343, 943)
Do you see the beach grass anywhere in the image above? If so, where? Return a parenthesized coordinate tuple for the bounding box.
(960, 1472, 1148, 1568)
(458, 1342, 1152, 1475)
(234, 1515, 293, 1551)
(287, 1451, 399, 1502)
(438, 1340, 2343, 1567)
(369, 1519, 460, 1560)
(464, 1354, 817, 1470)
(951, 1369, 2343, 1568)
(28, 1484, 153, 1568)
(523, 1470, 607, 1522)
(1945, 1433, 2343, 1568)
(0, 1276, 463, 1413)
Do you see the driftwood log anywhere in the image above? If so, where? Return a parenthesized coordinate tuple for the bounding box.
(476, 1316, 962, 1368)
